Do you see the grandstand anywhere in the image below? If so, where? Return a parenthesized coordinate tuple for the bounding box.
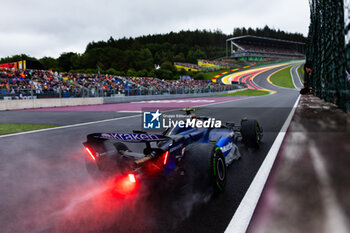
(226, 35, 305, 60)
(0, 68, 238, 100)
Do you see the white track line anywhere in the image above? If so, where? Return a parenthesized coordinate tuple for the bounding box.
(294, 64, 304, 87)
(290, 64, 304, 90)
(290, 65, 299, 90)
(0, 114, 141, 139)
(0, 96, 255, 138)
(191, 95, 258, 108)
(224, 94, 301, 233)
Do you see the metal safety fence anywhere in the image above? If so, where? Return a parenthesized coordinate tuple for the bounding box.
(306, 0, 350, 111)
(0, 85, 242, 100)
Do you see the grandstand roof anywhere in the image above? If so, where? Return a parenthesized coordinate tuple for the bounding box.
(226, 35, 305, 46)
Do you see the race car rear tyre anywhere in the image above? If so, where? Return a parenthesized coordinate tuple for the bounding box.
(183, 143, 226, 193)
(241, 119, 262, 149)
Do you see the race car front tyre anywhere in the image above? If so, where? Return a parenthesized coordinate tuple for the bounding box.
(183, 143, 227, 193)
(241, 119, 262, 149)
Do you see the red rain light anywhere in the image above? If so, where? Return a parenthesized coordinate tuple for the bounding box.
(163, 151, 169, 165)
(128, 173, 136, 183)
(85, 147, 96, 161)
(113, 174, 137, 196)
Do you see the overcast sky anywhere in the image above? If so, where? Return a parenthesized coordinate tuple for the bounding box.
(0, 0, 310, 59)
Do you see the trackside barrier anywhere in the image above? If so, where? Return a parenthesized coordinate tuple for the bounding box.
(0, 88, 246, 111)
(103, 88, 247, 104)
(0, 97, 104, 111)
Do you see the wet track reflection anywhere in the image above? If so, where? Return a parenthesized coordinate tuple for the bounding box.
(0, 65, 300, 233)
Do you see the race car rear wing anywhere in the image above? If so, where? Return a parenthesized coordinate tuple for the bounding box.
(87, 133, 170, 143)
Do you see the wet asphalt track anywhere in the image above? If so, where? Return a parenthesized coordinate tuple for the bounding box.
(0, 64, 301, 233)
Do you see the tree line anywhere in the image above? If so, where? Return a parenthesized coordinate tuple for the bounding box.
(0, 26, 306, 79)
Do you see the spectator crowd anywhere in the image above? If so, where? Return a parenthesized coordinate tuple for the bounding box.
(235, 44, 303, 57)
(0, 68, 235, 99)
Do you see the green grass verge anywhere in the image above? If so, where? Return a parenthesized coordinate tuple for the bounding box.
(270, 66, 295, 88)
(0, 123, 57, 135)
(214, 89, 270, 97)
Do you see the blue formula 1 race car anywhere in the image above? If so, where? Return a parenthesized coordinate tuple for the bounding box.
(83, 109, 263, 194)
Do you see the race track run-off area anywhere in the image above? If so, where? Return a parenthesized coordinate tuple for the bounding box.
(0, 63, 302, 233)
